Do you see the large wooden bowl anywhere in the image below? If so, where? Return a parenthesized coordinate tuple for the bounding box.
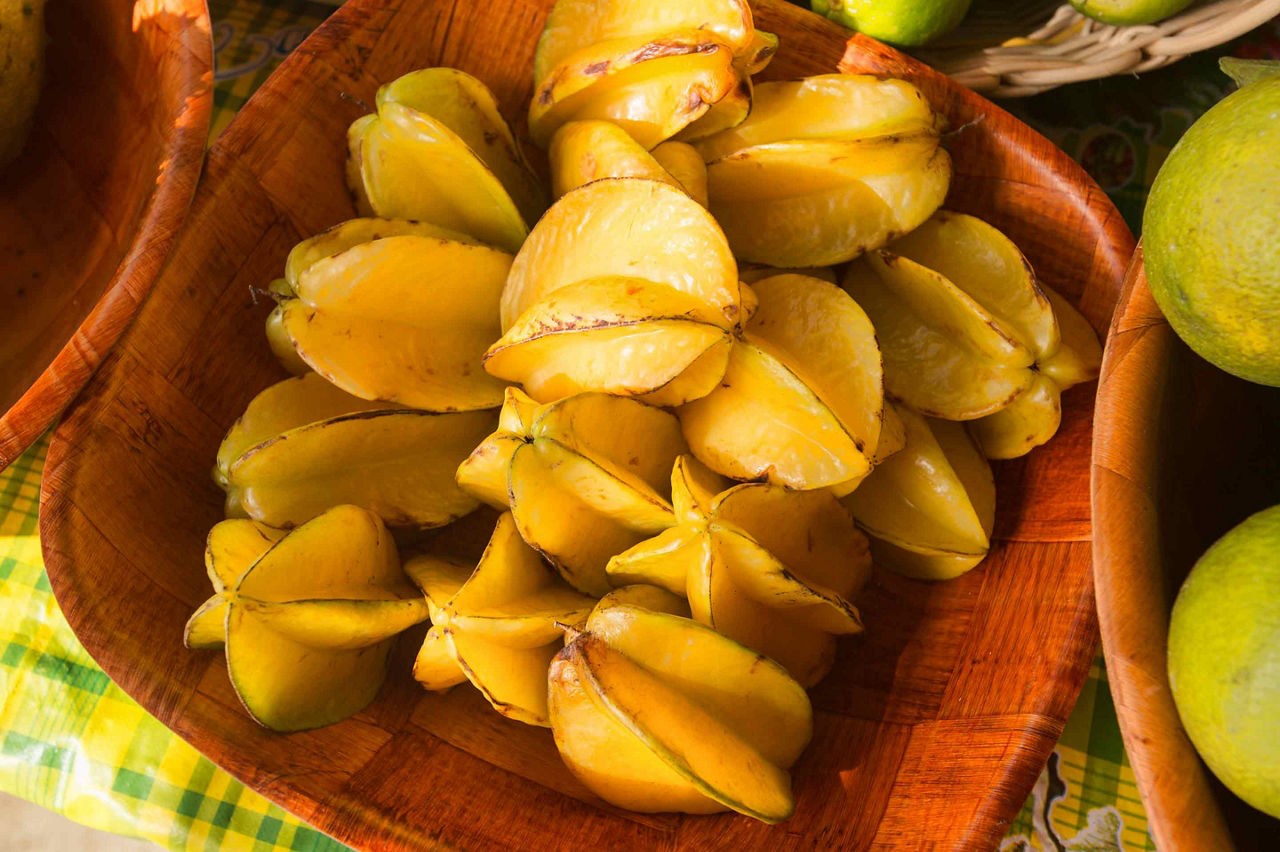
(1093, 247, 1280, 851)
(39, 1, 1135, 847)
(0, 0, 212, 469)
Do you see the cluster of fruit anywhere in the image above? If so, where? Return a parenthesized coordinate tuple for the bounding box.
(187, 0, 1102, 822)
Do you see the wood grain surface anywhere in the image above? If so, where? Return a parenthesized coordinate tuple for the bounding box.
(1092, 246, 1280, 851)
(0, 0, 212, 469)
(39, 1, 1135, 848)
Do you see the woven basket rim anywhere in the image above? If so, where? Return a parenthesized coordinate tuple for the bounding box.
(918, 0, 1280, 97)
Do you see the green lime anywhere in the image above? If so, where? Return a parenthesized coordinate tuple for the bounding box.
(1168, 504, 1280, 819)
(1143, 73, 1280, 387)
(811, 0, 971, 47)
(1069, 0, 1193, 25)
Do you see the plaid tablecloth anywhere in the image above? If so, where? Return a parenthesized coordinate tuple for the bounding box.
(2, 2, 1276, 848)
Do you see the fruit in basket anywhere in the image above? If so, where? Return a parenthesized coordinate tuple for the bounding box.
(184, 506, 429, 732)
(1168, 504, 1280, 819)
(270, 221, 510, 411)
(216, 374, 492, 529)
(607, 456, 870, 685)
(693, 75, 950, 266)
(549, 120, 706, 204)
(347, 70, 541, 252)
(678, 273, 889, 491)
(811, 0, 972, 47)
(489, 179, 748, 405)
(405, 512, 595, 726)
(1068, 0, 1194, 26)
(842, 211, 1101, 456)
(1144, 71, 1280, 387)
(548, 601, 812, 820)
(841, 408, 995, 580)
(456, 388, 685, 595)
(531, 0, 772, 148)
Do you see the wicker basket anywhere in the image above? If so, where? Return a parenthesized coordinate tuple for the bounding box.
(915, 0, 1280, 97)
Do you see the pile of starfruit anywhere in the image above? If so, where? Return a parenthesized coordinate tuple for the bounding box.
(185, 0, 1103, 825)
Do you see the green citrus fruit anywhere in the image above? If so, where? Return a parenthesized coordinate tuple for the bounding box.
(1168, 504, 1280, 819)
(812, 0, 971, 47)
(1069, 0, 1193, 25)
(1143, 73, 1280, 387)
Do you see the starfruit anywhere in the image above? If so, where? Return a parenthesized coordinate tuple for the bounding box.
(650, 140, 709, 207)
(531, 0, 770, 149)
(674, 73, 752, 144)
(347, 69, 541, 252)
(405, 512, 595, 726)
(184, 505, 430, 732)
(529, 30, 739, 149)
(738, 264, 836, 285)
(217, 374, 493, 529)
(549, 600, 812, 821)
(489, 179, 747, 405)
(270, 222, 510, 412)
(549, 120, 707, 206)
(692, 74, 944, 162)
(842, 211, 1102, 457)
(500, 178, 739, 329)
(607, 457, 870, 686)
(841, 408, 996, 580)
(690, 74, 950, 266)
(678, 273, 888, 491)
(456, 388, 686, 595)
(534, 0, 757, 86)
(377, 69, 546, 226)
(671, 28, 780, 143)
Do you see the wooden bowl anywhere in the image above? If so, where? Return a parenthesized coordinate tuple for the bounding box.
(1093, 246, 1280, 851)
(39, 1, 1135, 847)
(0, 0, 213, 469)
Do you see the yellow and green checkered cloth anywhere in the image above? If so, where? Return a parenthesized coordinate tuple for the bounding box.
(6, 1, 1276, 847)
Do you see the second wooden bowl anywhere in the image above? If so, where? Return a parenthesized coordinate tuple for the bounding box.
(39, 0, 1134, 847)
(1093, 246, 1280, 850)
(0, 0, 212, 469)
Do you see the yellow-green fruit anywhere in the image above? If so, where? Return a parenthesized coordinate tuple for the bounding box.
(1143, 74, 1280, 387)
(811, 0, 970, 47)
(1168, 504, 1280, 818)
(1069, 0, 1193, 25)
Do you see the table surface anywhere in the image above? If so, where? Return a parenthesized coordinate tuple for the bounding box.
(2, 2, 1276, 849)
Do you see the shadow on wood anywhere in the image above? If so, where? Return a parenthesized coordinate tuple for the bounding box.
(0, 0, 212, 469)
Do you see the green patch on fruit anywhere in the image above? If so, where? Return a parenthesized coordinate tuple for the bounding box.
(811, 0, 972, 47)
(1069, 0, 1193, 26)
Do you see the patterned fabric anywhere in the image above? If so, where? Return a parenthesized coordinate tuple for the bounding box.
(2, 2, 1276, 848)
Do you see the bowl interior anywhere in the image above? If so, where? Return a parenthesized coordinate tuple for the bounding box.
(39, 0, 1135, 848)
(0, 0, 210, 465)
(1095, 254, 1280, 850)
(1159, 350, 1280, 849)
